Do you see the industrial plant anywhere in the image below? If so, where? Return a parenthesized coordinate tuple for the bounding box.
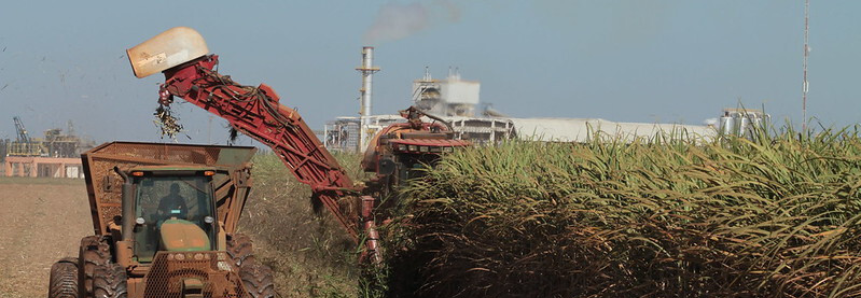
(0, 117, 91, 178)
(323, 47, 730, 153)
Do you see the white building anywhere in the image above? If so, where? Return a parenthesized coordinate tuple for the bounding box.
(509, 117, 716, 143)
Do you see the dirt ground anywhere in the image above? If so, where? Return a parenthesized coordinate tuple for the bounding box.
(0, 178, 91, 298)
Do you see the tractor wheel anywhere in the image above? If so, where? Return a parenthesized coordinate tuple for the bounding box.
(227, 233, 256, 267)
(240, 263, 276, 298)
(49, 257, 79, 298)
(92, 263, 127, 298)
(78, 236, 110, 298)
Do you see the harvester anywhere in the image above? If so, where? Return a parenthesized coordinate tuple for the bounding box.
(48, 142, 273, 298)
(124, 27, 470, 260)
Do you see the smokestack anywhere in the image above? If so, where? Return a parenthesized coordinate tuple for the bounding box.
(357, 46, 380, 152)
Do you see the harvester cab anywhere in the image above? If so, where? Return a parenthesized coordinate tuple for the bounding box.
(362, 106, 472, 195)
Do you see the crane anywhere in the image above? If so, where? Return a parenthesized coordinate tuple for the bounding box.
(13, 116, 30, 144)
(11, 116, 39, 156)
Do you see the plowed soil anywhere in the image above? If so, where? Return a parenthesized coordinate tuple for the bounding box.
(0, 178, 90, 298)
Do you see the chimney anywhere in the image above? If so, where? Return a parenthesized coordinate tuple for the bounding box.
(356, 46, 380, 151)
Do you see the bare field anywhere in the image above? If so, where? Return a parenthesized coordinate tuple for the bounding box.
(0, 178, 90, 298)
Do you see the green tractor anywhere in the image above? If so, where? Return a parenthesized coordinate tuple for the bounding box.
(48, 142, 274, 298)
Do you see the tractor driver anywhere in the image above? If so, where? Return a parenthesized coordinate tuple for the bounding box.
(157, 183, 188, 220)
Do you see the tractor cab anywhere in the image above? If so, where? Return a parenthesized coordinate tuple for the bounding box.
(128, 166, 218, 263)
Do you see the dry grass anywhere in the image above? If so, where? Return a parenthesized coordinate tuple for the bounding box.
(379, 126, 861, 298)
(239, 125, 861, 297)
(238, 151, 369, 297)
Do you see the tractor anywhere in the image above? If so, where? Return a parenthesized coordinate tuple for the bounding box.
(48, 142, 273, 298)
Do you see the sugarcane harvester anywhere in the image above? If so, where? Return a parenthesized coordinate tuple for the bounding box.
(127, 27, 470, 262)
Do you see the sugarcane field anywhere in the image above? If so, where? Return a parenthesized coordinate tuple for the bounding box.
(3, 1, 861, 298)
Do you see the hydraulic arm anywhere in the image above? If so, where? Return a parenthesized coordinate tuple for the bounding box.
(155, 54, 360, 240)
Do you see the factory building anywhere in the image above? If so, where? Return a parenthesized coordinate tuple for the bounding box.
(1, 119, 88, 178)
(324, 66, 516, 152)
(323, 72, 716, 152)
(323, 47, 718, 153)
(413, 68, 481, 117)
(508, 117, 715, 143)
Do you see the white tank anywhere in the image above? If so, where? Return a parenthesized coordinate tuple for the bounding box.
(720, 116, 735, 135)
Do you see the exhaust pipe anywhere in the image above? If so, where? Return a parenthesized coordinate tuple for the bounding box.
(114, 167, 135, 241)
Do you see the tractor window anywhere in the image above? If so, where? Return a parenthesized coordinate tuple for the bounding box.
(133, 175, 215, 262)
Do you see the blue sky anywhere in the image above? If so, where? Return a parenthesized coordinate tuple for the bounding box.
(0, 1, 858, 145)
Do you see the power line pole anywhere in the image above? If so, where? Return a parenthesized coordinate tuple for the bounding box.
(802, 0, 809, 132)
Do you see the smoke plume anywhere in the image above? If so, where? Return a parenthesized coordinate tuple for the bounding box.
(363, 0, 460, 45)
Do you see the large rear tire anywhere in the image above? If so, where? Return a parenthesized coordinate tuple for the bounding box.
(78, 236, 110, 298)
(49, 257, 79, 298)
(227, 233, 256, 267)
(93, 263, 127, 298)
(240, 264, 276, 298)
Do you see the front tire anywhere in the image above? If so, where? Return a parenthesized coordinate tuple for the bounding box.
(92, 263, 127, 298)
(240, 264, 276, 298)
(227, 233, 256, 267)
(78, 236, 110, 298)
(49, 257, 79, 298)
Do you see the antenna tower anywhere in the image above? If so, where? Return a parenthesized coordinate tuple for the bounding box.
(802, 0, 809, 132)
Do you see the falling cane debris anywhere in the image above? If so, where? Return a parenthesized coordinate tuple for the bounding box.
(153, 104, 183, 139)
